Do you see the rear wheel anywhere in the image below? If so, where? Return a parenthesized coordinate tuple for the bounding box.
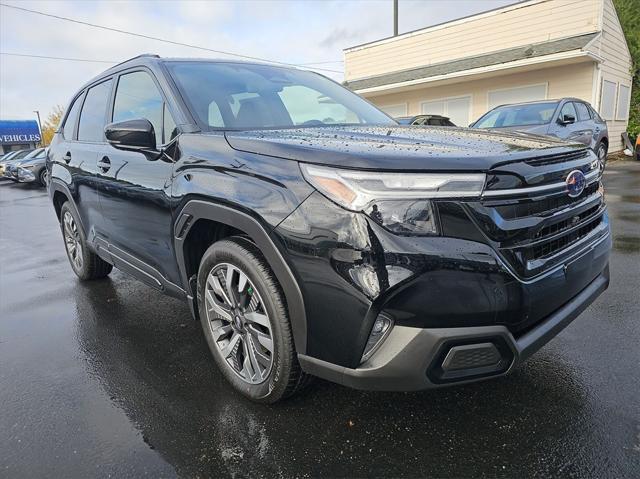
(60, 202, 112, 280)
(197, 237, 310, 403)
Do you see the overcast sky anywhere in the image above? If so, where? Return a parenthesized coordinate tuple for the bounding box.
(0, 0, 517, 122)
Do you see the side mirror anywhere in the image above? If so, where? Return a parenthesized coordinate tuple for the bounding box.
(558, 114, 576, 125)
(105, 119, 156, 151)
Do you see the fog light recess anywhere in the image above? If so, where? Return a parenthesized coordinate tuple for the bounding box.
(360, 314, 394, 364)
(427, 337, 514, 384)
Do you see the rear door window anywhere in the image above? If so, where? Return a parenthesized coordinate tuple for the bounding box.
(78, 80, 113, 142)
(574, 102, 591, 121)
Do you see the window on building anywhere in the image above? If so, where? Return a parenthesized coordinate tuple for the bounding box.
(113, 71, 164, 146)
(62, 94, 83, 140)
(422, 96, 471, 127)
(378, 104, 408, 118)
(600, 80, 617, 120)
(616, 84, 630, 121)
(487, 84, 546, 109)
(78, 80, 113, 142)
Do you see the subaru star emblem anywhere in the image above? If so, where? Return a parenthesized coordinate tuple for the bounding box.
(566, 170, 586, 198)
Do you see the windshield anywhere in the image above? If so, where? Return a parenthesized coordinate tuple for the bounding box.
(166, 62, 394, 130)
(21, 148, 44, 160)
(13, 149, 34, 159)
(474, 102, 559, 128)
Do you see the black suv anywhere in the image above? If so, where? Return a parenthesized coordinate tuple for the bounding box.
(48, 55, 611, 403)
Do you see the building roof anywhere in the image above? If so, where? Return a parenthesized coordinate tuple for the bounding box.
(344, 32, 599, 92)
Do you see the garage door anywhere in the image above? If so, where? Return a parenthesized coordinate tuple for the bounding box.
(421, 96, 471, 127)
(488, 84, 547, 109)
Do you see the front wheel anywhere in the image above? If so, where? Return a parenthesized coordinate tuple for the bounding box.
(596, 142, 608, 172)
(38, 168, 48, 187)
(197, 237, 310, 403)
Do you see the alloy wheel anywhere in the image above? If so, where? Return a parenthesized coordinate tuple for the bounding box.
(63, 211, 83, 271)
(597, 145, 607, 172)
(204, 263, 274, 384)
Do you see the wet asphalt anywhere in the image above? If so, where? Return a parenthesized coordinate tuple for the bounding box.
(1, 162, 639, 479)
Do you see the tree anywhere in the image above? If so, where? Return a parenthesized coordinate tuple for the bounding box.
(613, 0, 640, 141)
(41, 105, 64, 146)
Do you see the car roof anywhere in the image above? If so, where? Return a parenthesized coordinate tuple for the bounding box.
(79, 54, 305, 92)
(493, 98, 590, 108)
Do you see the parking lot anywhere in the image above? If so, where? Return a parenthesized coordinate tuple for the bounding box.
(0, 162, 639, 478)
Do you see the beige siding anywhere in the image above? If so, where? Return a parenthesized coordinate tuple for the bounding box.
(366, 62, 596, 125)
(345, 0, 601, 81)
(591, 0, 633, 151)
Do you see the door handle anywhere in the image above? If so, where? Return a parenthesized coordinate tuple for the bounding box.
(63, 152, 72, 163)
(97, 156, 111, 173)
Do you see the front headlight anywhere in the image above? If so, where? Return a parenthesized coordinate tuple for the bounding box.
(300, 164, 486, 235)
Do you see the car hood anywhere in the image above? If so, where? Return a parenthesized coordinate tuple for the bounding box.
(13, 157, 44, 167)
(224, 125, 583, 171)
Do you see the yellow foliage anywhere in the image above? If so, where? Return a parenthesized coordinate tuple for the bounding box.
(41, 105, 65, 146)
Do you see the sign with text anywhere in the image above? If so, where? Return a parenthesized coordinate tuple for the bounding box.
(0, 120, 41, 144)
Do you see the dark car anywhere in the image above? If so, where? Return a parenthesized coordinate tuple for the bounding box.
(396, 114, 456, 126)
(4, 148, 48, 185)
(0, 148, 34, 177)
(48, 55, 610, 403)
(471, 99, 609, 169)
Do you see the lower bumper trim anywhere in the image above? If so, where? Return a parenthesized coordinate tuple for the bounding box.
(298, 266, 609, 391)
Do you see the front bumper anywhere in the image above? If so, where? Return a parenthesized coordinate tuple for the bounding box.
(276, 186, 611, 379)
(299, 265, 609, 390)
(4, 166, 36, 182)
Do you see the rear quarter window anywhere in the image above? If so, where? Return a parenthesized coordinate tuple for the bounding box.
(62, 95, 83, 140)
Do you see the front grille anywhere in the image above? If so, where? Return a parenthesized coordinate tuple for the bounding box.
(530, 215, 603, 260)
(523, 149, 589, 166)
(467, 176, 606, 278)
(534, 204, 600, 239)
(494, 182, 599, 220)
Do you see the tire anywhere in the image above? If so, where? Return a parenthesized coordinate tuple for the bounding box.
(60, 202, 113, 280)
(595, 142, 608, 172)
(197, 237, 310, 403)
(38, 168, 48, 187)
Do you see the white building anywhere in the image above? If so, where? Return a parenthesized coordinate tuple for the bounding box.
(344, 0, 633, 152)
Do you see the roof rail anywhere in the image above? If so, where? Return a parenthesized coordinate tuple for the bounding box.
(110, 53, 160, 69)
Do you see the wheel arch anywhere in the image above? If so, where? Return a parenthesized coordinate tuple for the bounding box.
(175, 200, 308, 354)
(49, 179, 85, 232)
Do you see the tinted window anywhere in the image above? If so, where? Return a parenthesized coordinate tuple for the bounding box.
(78, 80, 112, 142)
(474, 102, 558, 128)
(559, 102, 577, 121)
(163, 103, 177, 143)
(63, 94, 83, 140)
(574, 102, 591, 121)
(167, 62, 392, 129)
(113, 71, 164, 146)
(589, 105, 604, 122)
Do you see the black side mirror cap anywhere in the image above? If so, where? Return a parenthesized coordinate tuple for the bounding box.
(105, 119, 156, 151)
(558, 114, 576, 125)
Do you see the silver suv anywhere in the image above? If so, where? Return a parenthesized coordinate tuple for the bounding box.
(472, 98, 609, 169)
